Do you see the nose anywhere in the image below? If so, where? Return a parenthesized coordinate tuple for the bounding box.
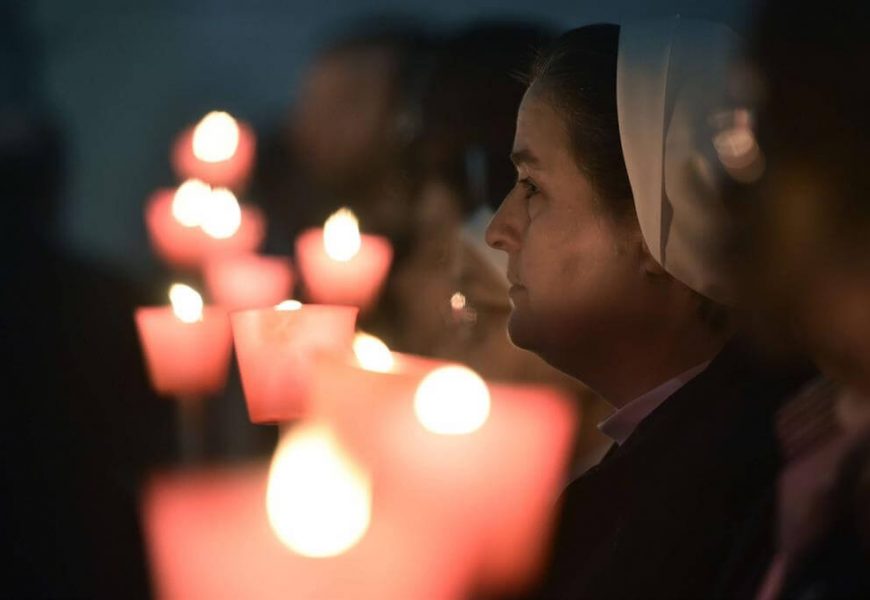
(485, 192, 523, 254)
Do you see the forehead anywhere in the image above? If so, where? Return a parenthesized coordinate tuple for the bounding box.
(513, 87, 574, 168)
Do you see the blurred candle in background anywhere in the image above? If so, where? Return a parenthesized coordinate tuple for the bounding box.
(134, 283, 233, 397)
(311, 351, 578, 595)
(145, 185, 265, 270)
(171, 111, 256, 189)
(199, 187, 242, 239)
(295, 208, 392, 311)
(204, 254, 294, 312)
(230, 302, 358, 424)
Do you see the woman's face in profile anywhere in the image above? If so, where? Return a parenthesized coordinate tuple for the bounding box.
(485, 88, 650, 369)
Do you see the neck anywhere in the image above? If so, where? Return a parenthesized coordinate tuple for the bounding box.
(557, 325, 730, 410)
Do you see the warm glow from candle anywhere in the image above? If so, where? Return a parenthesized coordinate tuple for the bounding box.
(414, 365, 490, 435)
(274, 299, 303, 311)
(266, 423, 371, 558)
(200, 188, 241, 239)
(192, 111, 240, 163)
(450, 291, 467, 311)
(323, 208, 361, 262)
(352, 332, 394, 373)
(169, 283, 204, 323)
(171, 179, 211, 227)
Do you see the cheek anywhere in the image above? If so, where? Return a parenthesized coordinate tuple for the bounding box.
(521, 221, 615, 295)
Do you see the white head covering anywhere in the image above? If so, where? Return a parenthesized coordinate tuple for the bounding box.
(617, 17, 743, 304)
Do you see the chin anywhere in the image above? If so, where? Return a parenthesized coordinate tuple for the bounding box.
(506, 312, 559, 366)
(506, 309, 599, 384)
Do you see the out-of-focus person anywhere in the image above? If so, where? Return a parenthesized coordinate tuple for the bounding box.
(720, 2, 870, 597)
(252, 21, 434, 255)
(250, 21, 434, 347)
(391, 22, 613, 473)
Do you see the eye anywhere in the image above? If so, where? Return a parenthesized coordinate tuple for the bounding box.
(518, 177, 539, 199)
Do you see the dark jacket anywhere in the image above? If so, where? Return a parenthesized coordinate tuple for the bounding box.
(533, 340, 811, 600)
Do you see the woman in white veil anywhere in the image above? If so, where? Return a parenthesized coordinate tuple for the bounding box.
(485, 18, 809, 598)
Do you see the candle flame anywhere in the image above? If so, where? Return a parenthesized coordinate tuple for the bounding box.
(192, 111, 240, 163)
(353, 332, 394, 373)
(414, 365, 490, 435)
(266, 423, 371, 558)
(323, 207, 361, 262)
(169, 283, 204, 323)
(450, 291, 467, 311)
(171, 179, 211, 227)
(275, 299, 303, 311)
(200, 188, 242, 239)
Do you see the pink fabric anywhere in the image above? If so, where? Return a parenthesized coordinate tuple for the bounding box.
(597, 361, 711, 445)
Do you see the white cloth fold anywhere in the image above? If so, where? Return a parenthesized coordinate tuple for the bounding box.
(617, 17, 742, 304)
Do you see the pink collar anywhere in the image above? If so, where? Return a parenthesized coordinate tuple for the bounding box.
(598, 361, 712, 445)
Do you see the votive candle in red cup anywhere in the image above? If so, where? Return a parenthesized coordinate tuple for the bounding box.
(171, 111, 256, 190)
(230, 302, 358, 423)
(142, 455, 476, 600)
(134, 284, 233, 397)
(310, 352, 578, 595)
(295, 208, 392, 312)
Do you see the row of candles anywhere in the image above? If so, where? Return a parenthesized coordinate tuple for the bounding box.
(133, 111, 579, 599)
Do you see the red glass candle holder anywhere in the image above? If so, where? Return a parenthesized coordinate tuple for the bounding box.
(230, 304, 358, 423)
(134, 306, 233, 397)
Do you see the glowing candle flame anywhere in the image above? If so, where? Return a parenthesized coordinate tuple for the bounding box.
(353, 332, 394, 373)
(169, 283, 204, 323)
(450, 292, 467, 311)
(192, 111, 240, 163)
(414, 365, 490, 435)
(200, 188, 242, 239)
(323, 208, 361, 262)
(171, 179, 211, 227)
(266, 423, 372, 558)
(274, 299, 303, 311)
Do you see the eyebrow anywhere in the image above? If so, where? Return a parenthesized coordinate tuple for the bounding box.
(509, 147, 541, 168)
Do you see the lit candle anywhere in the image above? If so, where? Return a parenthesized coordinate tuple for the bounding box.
(266, 422, 372, 558)
(230, 302, 358, 424)
(295, 208, 393, 312)
(145, 185, 265, 270)
(311, 351, 578, 595)
(134, 284, 233, 397)
(142, 458, 471, 600)
(171, 111, 256, 189)
(204, 254, 294, 312)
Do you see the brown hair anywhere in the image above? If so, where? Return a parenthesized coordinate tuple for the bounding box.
(526, 24, 634, 219)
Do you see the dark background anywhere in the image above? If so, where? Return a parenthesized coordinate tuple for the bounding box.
(7, 0, 750, 282)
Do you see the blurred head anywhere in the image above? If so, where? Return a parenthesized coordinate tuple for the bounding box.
(419, 22, 553, 215)
(394, 23, 550, 354)
(289, 25, 429, 188)
(485, 24, 725, 390)
(740, 1, 870, 396)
